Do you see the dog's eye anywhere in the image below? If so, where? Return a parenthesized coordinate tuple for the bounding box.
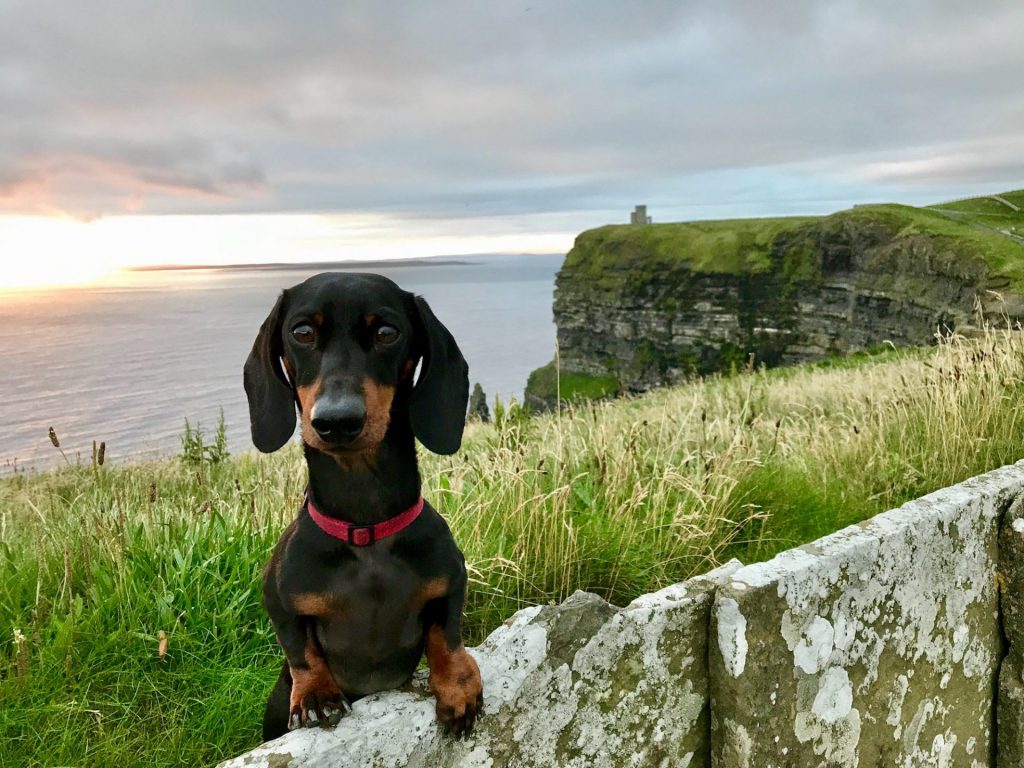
(292, 324, 316, 344)
(375, 325, 400, 345)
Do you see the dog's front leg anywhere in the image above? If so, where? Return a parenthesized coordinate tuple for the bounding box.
(424, 571, 483, 736)
(264, 566, 349, 729)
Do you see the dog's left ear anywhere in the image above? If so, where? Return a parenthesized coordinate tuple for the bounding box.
(243, 291, 296, 453)
(409, 295, 469, 455)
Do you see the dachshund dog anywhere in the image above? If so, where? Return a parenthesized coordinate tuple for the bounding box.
(244, 272, 482, 741)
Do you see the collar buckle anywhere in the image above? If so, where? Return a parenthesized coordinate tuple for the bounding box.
(348, 525, 376, 547)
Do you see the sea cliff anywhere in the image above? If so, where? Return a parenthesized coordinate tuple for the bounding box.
(527, 202, 1024, 409)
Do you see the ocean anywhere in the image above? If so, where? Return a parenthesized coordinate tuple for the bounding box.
(0, 253, 563, 472)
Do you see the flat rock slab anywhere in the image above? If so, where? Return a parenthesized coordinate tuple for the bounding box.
(998, 495, 1024, 765)
(710, 462, 1024, 768)
(220, 562, 739, 768)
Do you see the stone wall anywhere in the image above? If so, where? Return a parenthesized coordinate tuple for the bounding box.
(221, 461, 1024, 768)
(712, 466, 1021, 767)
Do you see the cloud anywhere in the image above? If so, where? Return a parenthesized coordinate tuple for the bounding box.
(851, 136, 1024, 188)
(1, 0, 1022, 222)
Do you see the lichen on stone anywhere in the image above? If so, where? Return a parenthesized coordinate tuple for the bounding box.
(712, 461, 1024, 766)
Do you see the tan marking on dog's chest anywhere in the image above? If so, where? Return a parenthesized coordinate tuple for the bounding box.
(290, 592, 339, 617)
(411, 576, 450, 609)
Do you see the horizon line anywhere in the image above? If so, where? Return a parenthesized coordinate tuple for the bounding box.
(127, 251, 565, 272)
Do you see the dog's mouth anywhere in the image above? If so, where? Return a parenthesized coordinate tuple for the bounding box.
(303, 417, 365, 452)
(301, 412, 386, 460)
(312, 423, 364, 447)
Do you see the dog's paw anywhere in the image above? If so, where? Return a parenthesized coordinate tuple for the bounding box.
(429, 646, 483, 737)
(436, 688, 483, 737)
(288, 688, 351, 730)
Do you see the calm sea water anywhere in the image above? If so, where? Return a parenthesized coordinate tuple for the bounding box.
(0, 253, 563, 472)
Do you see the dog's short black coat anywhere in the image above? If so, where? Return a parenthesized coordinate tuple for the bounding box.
(244, 272, 482, 741)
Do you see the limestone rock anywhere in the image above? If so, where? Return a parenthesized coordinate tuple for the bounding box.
(468, 382, 490, 423)
(709, 462, 1024, 767)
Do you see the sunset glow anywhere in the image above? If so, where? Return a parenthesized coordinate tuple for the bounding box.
(0, 217, 124, 289)
(0, 214, 576, 291)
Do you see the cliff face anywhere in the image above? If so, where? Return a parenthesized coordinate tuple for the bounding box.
(527, 205, 1024, 406)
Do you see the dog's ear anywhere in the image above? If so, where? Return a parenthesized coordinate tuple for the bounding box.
(409, 295, 469, 455)
(243, 291, 296, 453)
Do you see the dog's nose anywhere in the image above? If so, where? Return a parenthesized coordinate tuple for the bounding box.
(311, 396, 367, 444)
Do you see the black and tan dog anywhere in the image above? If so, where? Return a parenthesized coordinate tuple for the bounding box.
(244, 272, 482, 741)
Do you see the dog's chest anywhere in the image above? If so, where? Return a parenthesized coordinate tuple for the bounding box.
(310, 548, 431, 644)
(328, 550, 418, 610)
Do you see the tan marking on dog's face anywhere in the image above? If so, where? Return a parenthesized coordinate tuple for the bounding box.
(299, 379, 393, 466)
(298, 378, 334, 452)
(296, 378, 322, 415)
(363, 313, 377, 328)
(360, 377, 394, 451)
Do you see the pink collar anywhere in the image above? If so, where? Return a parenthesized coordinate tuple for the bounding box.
(304, 493, 424, 546)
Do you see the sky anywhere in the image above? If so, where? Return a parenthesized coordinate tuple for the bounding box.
(2, 0, 1023, 285)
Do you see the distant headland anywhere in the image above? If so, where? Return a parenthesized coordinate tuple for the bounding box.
(129, 256, 477, 272)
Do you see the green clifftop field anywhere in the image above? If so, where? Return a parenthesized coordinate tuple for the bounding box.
(562, 195, 1024, 288)
(527, 191, 1024, 409)
(4, 329, 1024, 766)
(926, 189, 1024, 237)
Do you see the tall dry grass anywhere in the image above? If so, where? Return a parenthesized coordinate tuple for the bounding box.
(427, 329, 1024, 626)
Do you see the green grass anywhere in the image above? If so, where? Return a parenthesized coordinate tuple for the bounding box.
(4, 330, 1024, 766)
(926, 190, 1024, 247)
(525, 358, 620, 405)
(0, 456, 299, 766)
(840, 203, 1024, 284)
(932, 196, 1017, 217)
(563, 216, 817, 279)
(929, 189, 1024, 218)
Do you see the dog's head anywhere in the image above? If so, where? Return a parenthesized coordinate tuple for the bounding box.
(243, 272, 469, 458)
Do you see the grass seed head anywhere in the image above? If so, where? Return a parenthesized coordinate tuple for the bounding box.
(13, 628, 29, 677)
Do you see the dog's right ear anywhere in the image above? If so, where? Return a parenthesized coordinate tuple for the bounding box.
(408, 295, 469, 455)
(243, 291, 296, 453)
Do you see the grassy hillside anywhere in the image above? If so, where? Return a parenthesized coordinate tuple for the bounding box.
(563, 192, 1024, 291)
(927, 189, 1024, 230)
(846, 203, 1024, 286)
(4, 329, 1024, 766)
